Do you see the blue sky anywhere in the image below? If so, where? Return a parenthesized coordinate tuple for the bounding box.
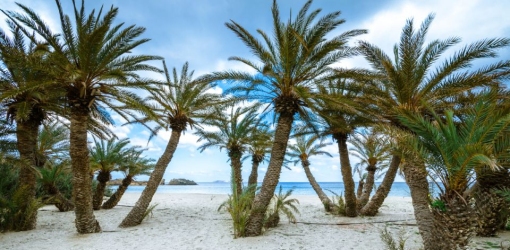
(1, 0, 509, 182)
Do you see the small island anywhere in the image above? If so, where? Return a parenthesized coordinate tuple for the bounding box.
(167, 178, 198, 185)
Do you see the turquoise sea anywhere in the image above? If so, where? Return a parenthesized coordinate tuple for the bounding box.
(126, 182, 412, 197)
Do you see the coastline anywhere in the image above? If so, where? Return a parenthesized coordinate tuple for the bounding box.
(2, 193, 509, 250)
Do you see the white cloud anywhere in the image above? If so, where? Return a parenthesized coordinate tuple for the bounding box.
(331, 165, 339, 170)
(107, 124, 132, 139)
(348, 0, 510, 70)
(290, 166, 302, 173)
(212, 59, 258, 75)
(206, 86, 223, 95)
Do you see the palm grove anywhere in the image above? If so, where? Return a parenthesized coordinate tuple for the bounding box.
(0, 1, 509, 249)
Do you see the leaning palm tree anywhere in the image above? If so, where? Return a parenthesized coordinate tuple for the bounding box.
(287, 134, 334, 212)
(89, 138, 134, 210)
(358, 14, 510, 248)
(102, 150, 155, 209)
(397, 90, 510, 249)
(208, 0, 366, 235)
(4, 0, 162, 233)
(119, 61, 223, 227)
(196, 104, 263, 196)
(244, 125, 273, 188)
(349, 130, 391, 214)
(0, 20, 60, 230)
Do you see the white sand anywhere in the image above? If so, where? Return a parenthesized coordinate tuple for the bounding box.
(2, 193, 509, 250)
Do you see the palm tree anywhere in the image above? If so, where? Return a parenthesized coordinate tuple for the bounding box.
(208, 0, 366, 235)
(119, 61, 223, 227)
(35, 121, 70, 168)
(244, 126, 273, 188)
(89, 138, 134, 210)
(102, 150, 155, 209)
(468, 89, 510, 236)
(4, 0, 162, 233)
(355, 126, 403, 216)
(35, 121, 73, 212)
(38, 160, 75, 212)
(348, 130, 392, 214)
(196, 104, 262, 196)
(313, 78, 375, 217)
(358, 14, 510, 248)
(287, 134, 334, 211)
(0, 20, 59, 230)
(397, 90, 510, 249)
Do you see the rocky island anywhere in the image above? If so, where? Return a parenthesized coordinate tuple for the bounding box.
(167, 178, 198, 185)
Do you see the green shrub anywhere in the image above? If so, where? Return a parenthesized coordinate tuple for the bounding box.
(379, 226, 410, 250)
(218, 184, 257, 238)
(326, 189, 346, 215)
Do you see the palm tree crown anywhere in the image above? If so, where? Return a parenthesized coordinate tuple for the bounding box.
(287, 135, 332, 166)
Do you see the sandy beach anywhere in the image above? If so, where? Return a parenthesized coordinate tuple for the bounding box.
(2, 193, 509, 250)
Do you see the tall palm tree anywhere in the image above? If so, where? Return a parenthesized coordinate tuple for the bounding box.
(119, 61, 223, 227)
(89, 137, 134, 210)
(102, 150, 155, 209)
(0, 20, 59, 230)
(358, 14, 510, 248)
(4, 0, 162, 233)
(313, 78, 374, 217)
(196, 104, 262, 196)
(244, 126, 273, 188)
(209, 0, 366, 235)
(349, 130, 391, 214)
(287, 135, 334, 211)
(397, 90, 510, 249)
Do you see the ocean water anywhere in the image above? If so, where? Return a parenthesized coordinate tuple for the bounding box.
(126, 182, 411, 197)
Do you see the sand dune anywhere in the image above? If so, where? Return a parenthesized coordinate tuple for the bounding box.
(2, 193, 509, 250)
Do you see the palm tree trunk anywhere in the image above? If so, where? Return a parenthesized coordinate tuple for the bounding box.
(357, 165, 376, 211)
(432, 194, 477, 249)
(230, 150, 243, 196)
(70, 110, 101, 233)
(302, 161, 332, 212)
(245, 113, 294, 236)
(54, 192, 75, 212)
(102, 176, 132, 209)
(45, 184, 74, 212)
(360, 155, 401, 216)
(15, 120, 39, 231)
(475, 169, 510, 236)
(93, 171, 110, 210)
(120, 129, 182, 227)
(335, 133, 357, 217)
(247, 157, 260, 188)
(356, 180, 364, 199)
(402, 162, 440, 250)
